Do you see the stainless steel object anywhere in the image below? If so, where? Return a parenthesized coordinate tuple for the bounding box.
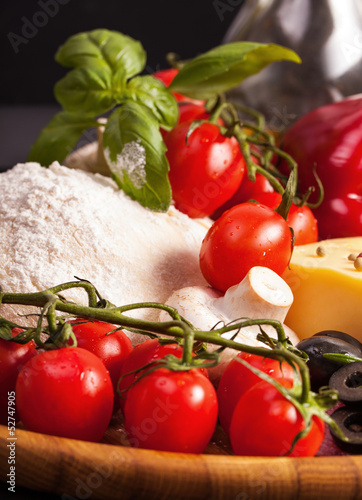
(224, 0, 362, 129)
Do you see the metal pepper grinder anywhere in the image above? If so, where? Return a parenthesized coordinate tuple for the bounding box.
(223, 0, 362, 130)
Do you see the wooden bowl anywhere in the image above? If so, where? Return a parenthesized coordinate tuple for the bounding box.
(2, 144, 361, 498)
(1, 416, 362, 500)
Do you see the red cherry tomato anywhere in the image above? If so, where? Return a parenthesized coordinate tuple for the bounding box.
(165, 120, 246, 218)
(16, 347, 114, 442)
(176, 102, 224, 126)
(69, 319, 132, 391)
(212, 172, 274, 219)
(199, 202, 293, 291)
(153, 68, 204, 105)
(124, 368, 218, 453)
(229, 378, 325, 457)
(118, 338, 184, 410)
(217, 352, 295, 435)
(160, 102, 211, 141)
(177, 102, 209, 123)
(250, 192, 318, 245)
(118, 338, 207, 410)
(0, 328, 37, 425)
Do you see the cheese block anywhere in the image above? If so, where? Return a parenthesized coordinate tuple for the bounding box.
(282, 237, 362, 342)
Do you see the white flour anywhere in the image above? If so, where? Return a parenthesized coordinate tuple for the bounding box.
(0, 162, 211, 344)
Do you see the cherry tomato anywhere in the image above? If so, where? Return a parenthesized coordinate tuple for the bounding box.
(165, 120, 246, 218)
(16, 347, 114, 442)
(199, 202, 293, 291)
(153, 68, 204, 105)
(217, 352, 295, 435)
(177, 102, 209, 123)
(118, 338, 207, 410)
(118, 338, 184, 410)
(229, 378, 325, 456)
(212, 172, 274, 219)
(0, 329, 37, 425)
(248, 192, 318, 245)
(160, 102, 210, 141)
(176, 102, 224, 126)
(284, 204, 318, 246)
(124, 367, 218, 453)
(69, 319, 132, 391)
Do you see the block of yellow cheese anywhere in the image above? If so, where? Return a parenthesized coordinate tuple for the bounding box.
(282, 237, 362, 342)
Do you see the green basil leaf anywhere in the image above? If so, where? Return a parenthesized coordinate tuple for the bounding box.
(103, 102, 171, 212)
(125, 76, 178, 130)
(55, 29, 146, 78)
(27, 112, 97, 166)
(54, 66, 125, 115)
(169, 42, 301, 99)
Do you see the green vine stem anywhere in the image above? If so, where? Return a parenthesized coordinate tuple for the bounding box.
(201, 96, 324, 217)
(0, 279, 349, 446)
(0, 281, 310, 403)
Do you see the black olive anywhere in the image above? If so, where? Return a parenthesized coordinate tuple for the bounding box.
(313, 330, 362, 353)
(329, 406, 362, 454)
(296, 335, 362, 391)
(329, 362, 362, 407)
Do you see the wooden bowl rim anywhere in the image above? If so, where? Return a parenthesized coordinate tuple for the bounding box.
(1, 424, 362, 500)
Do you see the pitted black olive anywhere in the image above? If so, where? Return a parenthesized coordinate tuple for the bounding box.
(296, 334, 362, 391)
(329, 406, 362, 454)
(329, 362, 362, 407)
(313, 330, 362, 353)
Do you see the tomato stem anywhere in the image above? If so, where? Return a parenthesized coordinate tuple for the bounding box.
(234, 126, 285, 194)
(0, 282, 310, 389)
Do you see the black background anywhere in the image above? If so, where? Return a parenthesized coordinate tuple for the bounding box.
(0, 0, 245, 170)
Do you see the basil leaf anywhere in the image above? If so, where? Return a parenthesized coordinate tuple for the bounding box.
(54, 66, 125, 115)
(103, 102, 171, 212)
(55, 29, 146, 78)
(27, 112, 97, 166)
(170, 42, 301, 99)
(125, 75, 179, 130)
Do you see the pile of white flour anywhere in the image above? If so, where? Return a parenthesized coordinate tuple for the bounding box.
(0, 162, 210, 342)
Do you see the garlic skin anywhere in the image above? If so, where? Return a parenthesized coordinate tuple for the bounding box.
(159, 266, 299, 386)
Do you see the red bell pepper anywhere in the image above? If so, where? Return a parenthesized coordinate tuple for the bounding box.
(281, 96, 362, 240)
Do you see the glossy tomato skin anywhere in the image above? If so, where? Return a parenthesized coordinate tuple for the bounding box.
(177, 102, 209, 123)
(118, 338, 207, 410)
(69, 319, 132, 391)
(217, 352, 295, 435)
(124, 368, 218, 453)
(250, 192, 318, 245)
(16, 347, 114, 442)
(153, 68, 204, 105)
(281, 96, 362, 239)
(118, 338, 184, 410)
(165, 121, 246, 218)
(212, 172, 274, 220)
(199, 202, 293, 292)
(0, 329, 37, 425)
(229, 378, 325, 457)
